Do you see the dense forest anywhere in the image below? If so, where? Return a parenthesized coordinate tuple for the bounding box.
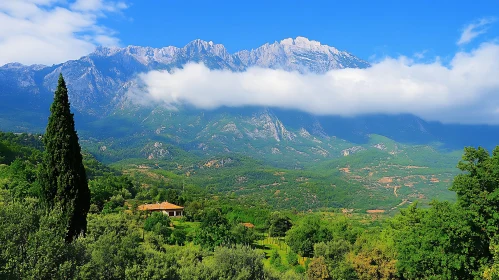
(2, 76, 499, 279)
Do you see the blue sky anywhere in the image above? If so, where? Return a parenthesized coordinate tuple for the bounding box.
(104, 0, 499, 60)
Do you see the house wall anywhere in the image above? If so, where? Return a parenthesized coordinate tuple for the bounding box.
(160, 210, 184, 217)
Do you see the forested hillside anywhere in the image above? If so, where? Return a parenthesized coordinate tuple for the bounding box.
(2, 128, 499, 279)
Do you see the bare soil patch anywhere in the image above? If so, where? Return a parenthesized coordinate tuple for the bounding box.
(378, 177, 394, 184)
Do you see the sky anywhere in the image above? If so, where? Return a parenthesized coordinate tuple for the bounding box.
(1, 0, 499, 124)
(115, 0, 499, 60)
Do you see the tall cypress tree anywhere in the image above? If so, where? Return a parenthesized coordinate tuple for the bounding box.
(39, 73, 90, 242)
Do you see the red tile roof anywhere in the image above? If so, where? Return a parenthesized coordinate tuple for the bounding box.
(241, 222, 255, 228)
(138, 202, 184, 211)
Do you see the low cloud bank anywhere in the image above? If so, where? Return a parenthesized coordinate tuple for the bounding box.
(134, 42, 499, 124)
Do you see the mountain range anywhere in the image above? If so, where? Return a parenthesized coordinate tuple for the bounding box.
(2, 36, 497, 209)
(0, 36, 497, 153)
(0, 36, 367, 118)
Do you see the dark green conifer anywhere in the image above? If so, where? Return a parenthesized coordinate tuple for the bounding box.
(39, 73, 90, 242)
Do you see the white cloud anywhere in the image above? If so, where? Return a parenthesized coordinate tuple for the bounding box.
(134, 42, 499, 124)
(0, 0, 127, 66)
(457, 17, 496, 45)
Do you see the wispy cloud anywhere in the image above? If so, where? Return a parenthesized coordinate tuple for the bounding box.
(133, 42, 499, 124)
(71, 0, 128, 13)
(413, 50, 427, 59)
(0, 0, 127, 66)
(457, 17, 496, 46)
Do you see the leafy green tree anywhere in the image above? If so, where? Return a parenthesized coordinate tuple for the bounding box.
(175, 246, 212, 280)
(194, 208, 233, 250)
(451, 146, 499, 239)
(125, 251, 180, 280)
(327, 216, 362, 245)
(21, 208, 85, 279)
(85, 212, 131, 238)
(392, 202, 487, 279)
(79, 229, 144, 279)
(79, 213, 144, 280)
(169, 228, 187, 246)
(483, 236, 499, 280)
(101, 194, 126, 214)
(314, 240, 351, 265)
(270, 249, 283, 270)
(307, 257, 330, 280)
(268, 211, 292, 238)
(184, 200, 204, 222)
(38, 74, 90, 242)
(166, 188, 180, 205)
(144, 212, 172, 239)
(314, 240, 356, 279)
(0, 199, 40, 278)
(2, 159, 40, 199)
(231, 223, 257, 246)
(287, 250, 299, 266)
(348, 240, 396, 280)
(0, 200, 84, 279)
(286, 216, 331, 258)
(0, 141, 9, 164)
(209, 245, 266, 280)
(89, 175, 135, 210)
(280, 270, 304, 280)
(391, 146, 499, 279)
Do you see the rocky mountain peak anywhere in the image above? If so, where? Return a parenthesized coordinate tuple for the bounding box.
(234, 36, 369, 72)
(92, 46, 122, 57)
(184, 39, 230, 57)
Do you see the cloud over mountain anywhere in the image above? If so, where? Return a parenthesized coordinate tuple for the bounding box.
(136, 42, 499, 124)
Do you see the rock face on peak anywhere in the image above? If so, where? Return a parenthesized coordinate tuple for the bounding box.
(235, 36, 369, 72)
